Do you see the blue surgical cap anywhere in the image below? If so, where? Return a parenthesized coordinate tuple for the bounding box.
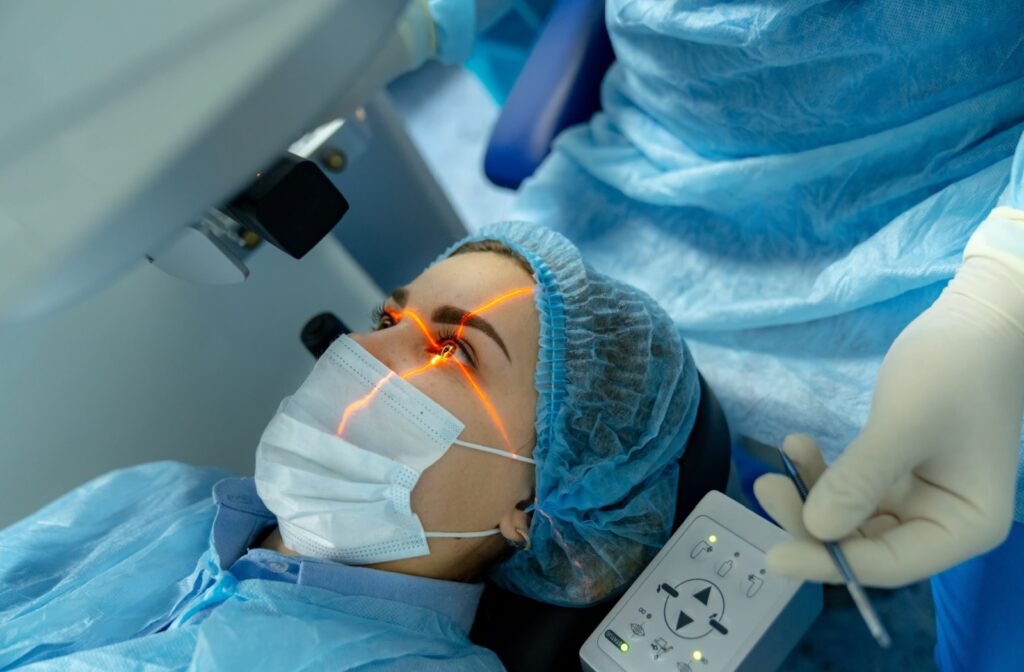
(440, 222, 699, 606)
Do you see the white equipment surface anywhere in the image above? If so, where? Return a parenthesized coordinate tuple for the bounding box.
(0, 0, 406, 323)
(580, 491, 822, 672)
(0, 234, 384, 530)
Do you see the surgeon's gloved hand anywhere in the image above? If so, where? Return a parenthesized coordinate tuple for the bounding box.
(755, 208, 1024, 587)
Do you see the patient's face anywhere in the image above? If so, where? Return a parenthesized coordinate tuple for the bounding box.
(352, 251, 540, 580)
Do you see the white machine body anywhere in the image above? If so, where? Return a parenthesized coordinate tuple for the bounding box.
(580, 491, 822, 672)
(0, 0, 406, 323)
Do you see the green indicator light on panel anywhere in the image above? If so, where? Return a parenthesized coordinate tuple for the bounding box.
(604, 629, 630, 654)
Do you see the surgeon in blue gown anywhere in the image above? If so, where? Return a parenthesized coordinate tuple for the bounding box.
(0, 223, 699, 670)
(402, 0, 1024, 669)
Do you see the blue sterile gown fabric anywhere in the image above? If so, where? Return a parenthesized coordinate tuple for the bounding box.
(509, 0, 1024, 520)
(0, 462, 502, 671)
(930, 521, 1024, 671)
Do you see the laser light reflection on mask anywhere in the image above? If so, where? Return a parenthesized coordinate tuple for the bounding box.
(337, 286, 535, 453)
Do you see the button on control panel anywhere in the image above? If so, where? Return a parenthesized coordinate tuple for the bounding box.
(603, 515, 774, 668)
(715, 560, 733, 577)
(580, 491, 822, 672)
(690, 540, 712, 559)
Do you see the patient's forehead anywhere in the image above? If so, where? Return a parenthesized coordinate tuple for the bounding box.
(406, 252, 535, 310)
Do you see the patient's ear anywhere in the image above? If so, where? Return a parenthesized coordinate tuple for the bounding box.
(497, 498, 533, 547)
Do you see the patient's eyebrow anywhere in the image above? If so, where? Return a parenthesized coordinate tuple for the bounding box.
(388, 287, 409, 307)
(432, 305, 511, 362)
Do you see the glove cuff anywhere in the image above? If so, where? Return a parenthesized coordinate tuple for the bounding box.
(948, 252, 1024, 342)
(964, 207, 1024, 282)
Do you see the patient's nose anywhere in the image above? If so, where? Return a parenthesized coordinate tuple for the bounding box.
(351, 326, 422, 375)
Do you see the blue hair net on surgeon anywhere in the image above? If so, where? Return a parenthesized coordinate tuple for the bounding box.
(439, 221, 700, 606)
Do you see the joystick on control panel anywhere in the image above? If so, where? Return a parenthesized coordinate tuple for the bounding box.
(580, 491, 822, 672)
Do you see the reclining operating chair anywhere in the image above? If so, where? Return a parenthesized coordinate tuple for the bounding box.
(471, 3, 734, 670)
(469, 374, 731, 672)
(304, 15, 731, 660)
(483, 0, 614, 191)
(302, 295, 732, 672)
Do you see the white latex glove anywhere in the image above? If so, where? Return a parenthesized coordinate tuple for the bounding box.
(754, 208, 1024, 587)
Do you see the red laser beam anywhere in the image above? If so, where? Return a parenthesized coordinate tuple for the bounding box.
(336, 370, 396, 436)
(400, 360, 438, 381)
(337, 286, 534, 446)
(336, 357, 447, 436)
(535, 503, 577, 569)
(453, 358, 511, 450)
(455, 287, 534, 339)
(399, 308, 439, 349)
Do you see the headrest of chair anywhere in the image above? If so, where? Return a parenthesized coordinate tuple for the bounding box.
(470, 374, 731, 672)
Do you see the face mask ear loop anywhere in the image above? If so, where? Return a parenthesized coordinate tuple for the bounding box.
(451, 438, 537, 465)
(429, 442, 536, 543)
(424, 529, 503, 538)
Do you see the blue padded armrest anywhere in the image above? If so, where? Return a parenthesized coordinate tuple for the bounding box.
(483, 0, 613, 190)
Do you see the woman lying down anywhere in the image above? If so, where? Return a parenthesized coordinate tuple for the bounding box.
(0, 223, 699, 670)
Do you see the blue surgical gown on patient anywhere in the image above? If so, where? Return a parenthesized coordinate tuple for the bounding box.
(510, 0, 1024, 521)
(0, 462, 502, 671)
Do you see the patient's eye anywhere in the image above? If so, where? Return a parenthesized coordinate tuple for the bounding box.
(372, 303, 398, 330)
(369, 303, 477, 368)
(434, 331, 477, 368)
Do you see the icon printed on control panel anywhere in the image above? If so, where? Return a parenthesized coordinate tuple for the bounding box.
(638, 606, 653, 620)
(661, 579, 727, 640)
(650, 637, 673, 661)
(716, 559, 733, 577)
(630, 622, 646, 638)
(746, 574, 764, 597)
(690, 540, 712, 559)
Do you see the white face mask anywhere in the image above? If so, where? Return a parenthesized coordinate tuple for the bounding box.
(254, 335, 535, 564)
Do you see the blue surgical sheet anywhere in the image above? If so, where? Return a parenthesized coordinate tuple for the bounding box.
(0, 462, 501, 671)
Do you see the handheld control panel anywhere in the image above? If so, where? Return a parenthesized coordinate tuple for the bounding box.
(580, 491, 822, 672)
